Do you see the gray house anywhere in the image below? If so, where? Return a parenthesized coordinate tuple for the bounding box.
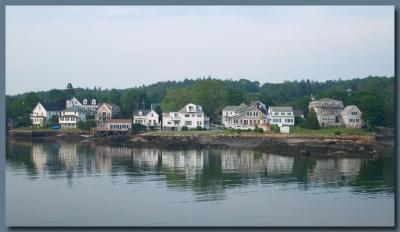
(308, 98, 344, 127)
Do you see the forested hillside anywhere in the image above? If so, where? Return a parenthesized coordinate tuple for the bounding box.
(6, 76, 395, 128)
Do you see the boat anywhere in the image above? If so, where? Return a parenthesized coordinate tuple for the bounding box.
(56, 133, 66, 138)
(80, 134, 93, 138)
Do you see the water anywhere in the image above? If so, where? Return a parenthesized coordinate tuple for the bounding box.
(6, 139, 395, 226)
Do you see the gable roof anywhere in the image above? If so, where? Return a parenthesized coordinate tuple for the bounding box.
(269, 106, 293, 112)
(133, 109, 156, 116)
(99, 103, 121, 111)
(341, 105, 361, 114)
(41, 102, 62, 111)
(249, 101, 267, 115)
(223, 103, 248, 112)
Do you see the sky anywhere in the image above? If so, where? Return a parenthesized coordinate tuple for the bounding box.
(6, 6, 394, 95)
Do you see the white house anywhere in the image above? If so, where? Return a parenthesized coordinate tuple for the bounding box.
(66, 97, 83, 110)
(268, 106, 295, 127)
(30, 102, 61, 126)
(340, 105, 362, 128)
(133, 109, 160, 128)
(222, 101, 270, 131)
(59, 109, 86, 129)
(162, 103, 209, 130)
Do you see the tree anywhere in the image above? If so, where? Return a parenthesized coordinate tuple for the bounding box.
(358, 94, 385, 127)
(154, 105, 163, 127)
(301, 108, 320, 130)
(77, 120, 96, 131)
(294, 116, 304, 126)
(121, 89, 148, 117)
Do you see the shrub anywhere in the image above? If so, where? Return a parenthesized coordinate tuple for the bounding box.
(181, 126, 188, 131)
(132, 123, 146, 133)
(334, 131, 341, 135)
(196, 126, 203, 130)
(254, 125, 264, 133)
(270, 125, 280, 133)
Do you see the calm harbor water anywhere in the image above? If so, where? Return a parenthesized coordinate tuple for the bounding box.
(6, 139, 395, 227)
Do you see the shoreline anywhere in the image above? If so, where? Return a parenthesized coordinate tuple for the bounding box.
(7, 129, 394, 158)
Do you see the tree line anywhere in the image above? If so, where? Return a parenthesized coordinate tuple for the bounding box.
(6, 76, 395, 128)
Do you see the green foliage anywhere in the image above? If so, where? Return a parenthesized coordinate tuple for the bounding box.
(270, 125, 280, 133)
(132, 123, 146, 133)
(77, 119, 96, 131)
(6, 76, 395, 129)
(294, 116, 304, 126)
(334, 131, 341, 135)
(254, 125, 264, 133)
(181, 126, 188, 131)
(121, 89, 147, 117)
(301, 108, 320, 130)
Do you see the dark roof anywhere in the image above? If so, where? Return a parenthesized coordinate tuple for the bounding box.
(133, 109, 152, 116)
(293, 110, 304, 116)
(41, 102, 62, 111)
(250, 101, 267, 115)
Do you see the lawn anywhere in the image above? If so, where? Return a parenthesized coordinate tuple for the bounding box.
(148, 127, 369, 137)
(289, 127, 368, 136)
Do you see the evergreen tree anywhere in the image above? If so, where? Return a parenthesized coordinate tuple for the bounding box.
(301, 108, 320, 130)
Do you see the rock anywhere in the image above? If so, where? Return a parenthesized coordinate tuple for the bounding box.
(300, 149, 310, 156)
(129, 137, 149, 143)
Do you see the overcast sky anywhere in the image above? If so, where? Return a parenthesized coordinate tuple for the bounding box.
(6, 6, 394, 95)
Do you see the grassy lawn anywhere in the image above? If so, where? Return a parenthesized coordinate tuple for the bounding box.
(148, 127, 368, 137)
(148, 129, 256, 136)
(289, 127, 368, 136)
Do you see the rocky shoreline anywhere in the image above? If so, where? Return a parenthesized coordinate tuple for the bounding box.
(7, 130, 394, 158)
(127, 133, 388, 158)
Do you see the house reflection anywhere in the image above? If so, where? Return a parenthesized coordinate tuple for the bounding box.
(161, 150, 208, 179)
(22, 141, 366, 193)
(308, 158, 362, 185)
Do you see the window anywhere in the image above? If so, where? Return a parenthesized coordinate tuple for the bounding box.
(197, 114, 202, 117)
(185, 121, 192, 126)
(167, 122, 171, 124)
(185, 114, 190, 117)
(281, 112, 285, 116)
(356, 119, 359, 122)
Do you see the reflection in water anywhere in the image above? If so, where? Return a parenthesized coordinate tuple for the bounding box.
(6, 139, 394, 200)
